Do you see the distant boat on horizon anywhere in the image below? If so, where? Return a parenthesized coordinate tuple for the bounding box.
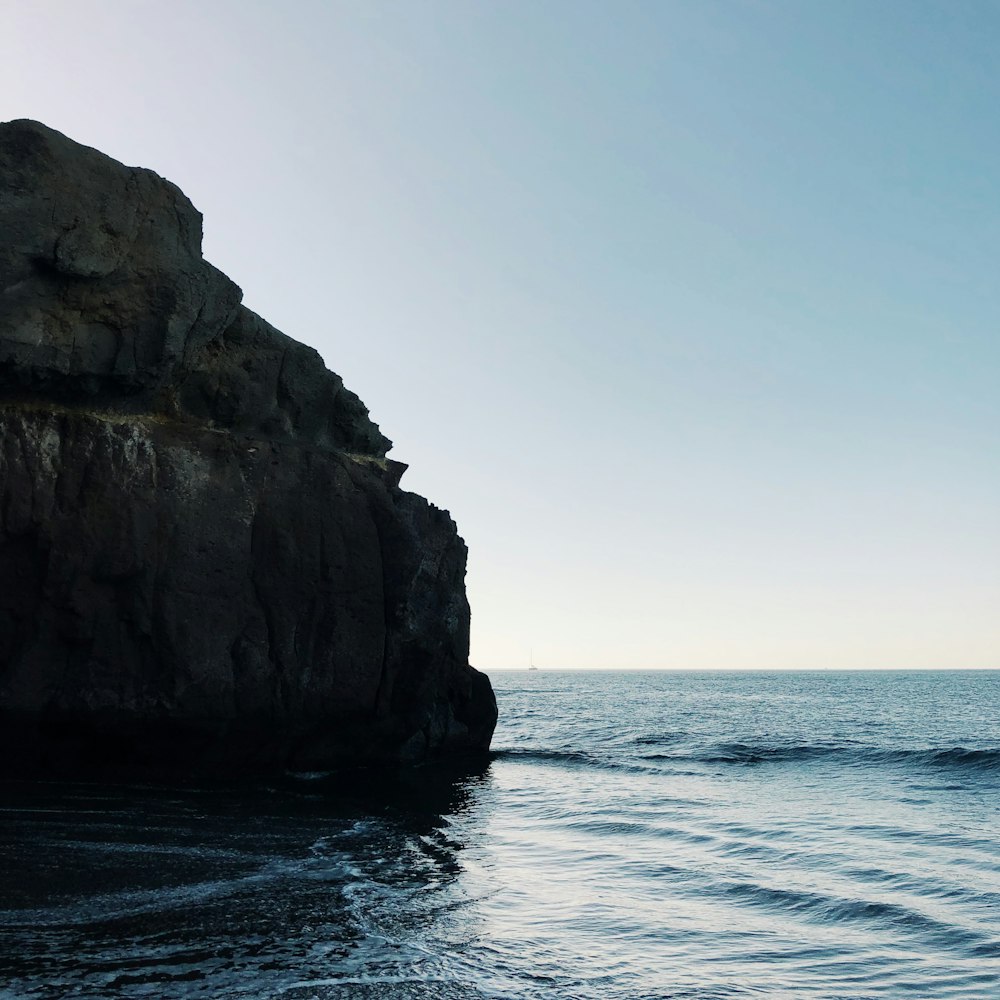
(528, 649, 538, 671)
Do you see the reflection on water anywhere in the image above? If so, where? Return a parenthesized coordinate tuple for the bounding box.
(0, 764, 494, 999)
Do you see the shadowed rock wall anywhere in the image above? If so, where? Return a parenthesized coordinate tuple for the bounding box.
(0, 120, 496, 775)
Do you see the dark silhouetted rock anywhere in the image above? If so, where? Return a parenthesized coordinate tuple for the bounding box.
(0, 120, 496, 776)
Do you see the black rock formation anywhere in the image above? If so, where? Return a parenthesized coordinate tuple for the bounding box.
(0, 120, 496, 775)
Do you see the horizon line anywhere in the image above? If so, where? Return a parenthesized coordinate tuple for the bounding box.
(483, 665, 1000, 672)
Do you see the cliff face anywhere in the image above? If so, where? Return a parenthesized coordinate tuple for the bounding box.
(0, 120, 496, 775)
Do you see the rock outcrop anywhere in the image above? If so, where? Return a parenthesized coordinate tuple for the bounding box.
(0, 120, 496, 775)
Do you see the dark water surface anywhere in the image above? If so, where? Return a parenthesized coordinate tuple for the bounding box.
(3, 670, 1000, 998)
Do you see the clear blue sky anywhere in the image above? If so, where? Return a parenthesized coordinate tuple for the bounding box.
(7, 1, 999, 668)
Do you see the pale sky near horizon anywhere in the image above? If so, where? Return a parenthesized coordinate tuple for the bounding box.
(6, 1, 999, 670)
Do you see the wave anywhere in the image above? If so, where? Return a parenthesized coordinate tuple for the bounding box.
(494, 744, 1000, 774)
(491, 748, 608, 769)
(489, 747, 705, 778)
(649, 743, 1000, 771)
(710, 877, 993, 948)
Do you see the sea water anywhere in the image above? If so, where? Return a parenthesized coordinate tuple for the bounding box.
(2, 670, 999, 999)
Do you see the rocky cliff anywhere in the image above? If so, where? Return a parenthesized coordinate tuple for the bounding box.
(0, 120, 496, 775)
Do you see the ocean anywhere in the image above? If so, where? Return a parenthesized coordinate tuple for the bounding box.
(2, 669, 999, 999)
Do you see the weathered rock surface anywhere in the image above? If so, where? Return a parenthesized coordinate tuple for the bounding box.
(0, 120, 496, 775)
